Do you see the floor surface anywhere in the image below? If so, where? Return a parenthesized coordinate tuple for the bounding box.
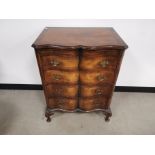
(0, 90, 155, 135)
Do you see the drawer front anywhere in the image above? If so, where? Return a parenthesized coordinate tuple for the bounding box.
(80, 85, 112, 98)
(80, 71, 115, 85)
(80, 55, 119, 70)
(48, 98, 77, 111)
(41, 55, 78, 70)
(44, 70, 79, 85)
(79, 97, 108, 111)
(46, 84, 78, 98)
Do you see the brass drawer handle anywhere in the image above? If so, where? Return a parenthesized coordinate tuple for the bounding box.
(96, 89, 103, 95)
(97, 75, 105, 81)
(50, 60, 60, 67)
(52, 74, 62, 81)
(55, 88, 63, 94)
(99, 60, 109, 68)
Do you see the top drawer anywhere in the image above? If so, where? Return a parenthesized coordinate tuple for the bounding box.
(80, 50, 122, 71)
(41, 55, 78, 70)
(38, 50, 79, 71)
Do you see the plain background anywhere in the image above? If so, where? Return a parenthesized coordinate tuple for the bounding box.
(0, 19, 155, 87)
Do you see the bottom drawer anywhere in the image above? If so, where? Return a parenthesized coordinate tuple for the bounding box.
(79, 97, 108, 111)
(48, 98, 77, 111)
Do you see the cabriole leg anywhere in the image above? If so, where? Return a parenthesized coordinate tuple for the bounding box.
(45, 108, 54, 122)
(104, 108, 112, 122)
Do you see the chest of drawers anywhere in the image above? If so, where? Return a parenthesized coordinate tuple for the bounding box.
(32, 27, 128, 122)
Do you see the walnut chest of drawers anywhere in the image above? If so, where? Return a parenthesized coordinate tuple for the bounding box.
(32, 27, 128, 122)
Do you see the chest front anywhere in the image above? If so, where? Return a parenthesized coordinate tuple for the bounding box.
(32, 27, 128, 122)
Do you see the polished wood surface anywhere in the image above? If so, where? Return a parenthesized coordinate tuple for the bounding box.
(48, 98, 77, 110)
(32, 27, 128, 50)
(32, 27, 128, 122)
(80, 70, 115, 85)
(80, 51, 121, 71)
(41, 55, 78, 70)
(79, 97, 108, 111)
(80, 85, 112, 98)
(40, 49, 78, 71)
(46, 84, 78, 98)
(44, 70, 79, 85)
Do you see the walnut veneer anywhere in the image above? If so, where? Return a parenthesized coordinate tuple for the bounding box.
(32, 27, 128, 122)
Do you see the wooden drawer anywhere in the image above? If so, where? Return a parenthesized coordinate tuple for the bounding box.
(46, 84, 78, 98)
(48, 97, 77, 111)
(80, 71, 115, 85)
(79, 97, 108, 111)
(80, 85, 112, 98)
(80, 55, 119, 70)
(41, 55, 78, 70)
(44, 70, 79, 85)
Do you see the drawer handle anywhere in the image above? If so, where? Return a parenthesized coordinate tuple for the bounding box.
(55, 88, 63, 94)
(96, 89, 103, 95)
(52, 74, 62, 81)
(99, 60, 109, 68)
(50, 60, 60, 67)
(97, 75, 105, 81)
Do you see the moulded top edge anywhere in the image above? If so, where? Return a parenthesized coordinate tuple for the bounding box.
(32, 44, 128, 50)
(32, 27, 128, 50)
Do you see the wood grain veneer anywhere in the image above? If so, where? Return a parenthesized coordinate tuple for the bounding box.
(32, 27, 128, 122)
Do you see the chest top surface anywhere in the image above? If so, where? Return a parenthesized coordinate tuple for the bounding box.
(32, 27, 128, 50)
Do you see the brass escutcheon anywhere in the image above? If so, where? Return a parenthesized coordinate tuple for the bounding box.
(97, 75, 105, 81)
(99, 60, 109, 68)
(96, 89, 103, 95)
(55, 88, 63, 94)
(53, 74, 61, 81)
(50, 60, 60, 67)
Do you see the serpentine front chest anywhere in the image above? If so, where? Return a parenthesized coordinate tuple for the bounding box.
(32, 27, 128, 122)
